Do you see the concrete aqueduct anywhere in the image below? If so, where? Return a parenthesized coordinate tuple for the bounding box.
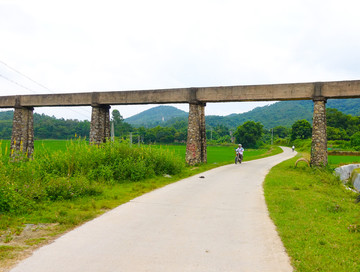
(1, 80, 360, 166)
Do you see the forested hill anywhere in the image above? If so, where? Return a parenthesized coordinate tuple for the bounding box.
(126, 98, 360, 129)
(124, 105, 187, 127)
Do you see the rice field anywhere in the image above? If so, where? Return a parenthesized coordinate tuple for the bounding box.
(328, 155, 360, 167)
(0, 140, 279, 164)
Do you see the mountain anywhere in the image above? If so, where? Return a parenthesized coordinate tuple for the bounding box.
(126, 98, 360, 129)
(206, 100, 313, 129)
(125, 105, 188, 127)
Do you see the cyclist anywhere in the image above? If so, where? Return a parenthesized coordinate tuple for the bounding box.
(235, 144, 244, 164)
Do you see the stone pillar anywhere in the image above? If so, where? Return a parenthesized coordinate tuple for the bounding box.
(10, 107, 34, 158)
(186, 103, 207, 165)
(311, 98, 327, 166)
(89, 105, 111, 145)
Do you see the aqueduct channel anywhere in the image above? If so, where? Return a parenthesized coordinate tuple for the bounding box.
(1, 80, 360, 166)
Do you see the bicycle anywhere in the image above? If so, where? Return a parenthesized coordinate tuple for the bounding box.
(235, 152, 243, 164)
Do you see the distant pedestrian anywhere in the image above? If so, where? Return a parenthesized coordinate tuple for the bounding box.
(292, 145, 295, 152)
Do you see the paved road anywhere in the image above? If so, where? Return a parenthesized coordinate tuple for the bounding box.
(11, 147, 296, 272)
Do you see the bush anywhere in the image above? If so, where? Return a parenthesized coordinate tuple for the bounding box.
(274, 138, 289, 146)
(350, 132, 360, 149)
(0, 178, 34, 214)
(0, 139, 185, 214)
(291, 138, 312, 152)
(45, 176, 102, 201)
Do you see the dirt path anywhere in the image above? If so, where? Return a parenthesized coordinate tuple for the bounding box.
(10, 147, 296, 272)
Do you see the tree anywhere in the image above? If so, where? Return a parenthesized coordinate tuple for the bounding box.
(350, 132, 360, 149)
(112, 110, 123, 125)
(273, 126, 290, 139)
(327, 108, 360, 137)
(234, 121, 263, 148)
(327, 108, 349, 129)
(327, 126, 349, 140)
(111, 110, 133, 137)
(291, 119, 312, 140)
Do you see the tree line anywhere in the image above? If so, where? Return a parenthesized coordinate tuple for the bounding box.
(0, 108, 359, 149)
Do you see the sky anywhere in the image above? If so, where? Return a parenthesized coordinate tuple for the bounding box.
(0, 0, 360, 121)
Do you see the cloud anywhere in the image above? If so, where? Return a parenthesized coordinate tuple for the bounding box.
(0, 0, 360, 120)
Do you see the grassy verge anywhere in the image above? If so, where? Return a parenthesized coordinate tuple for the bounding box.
(264, 154, 360, 272)
(0, 142, 281, 270)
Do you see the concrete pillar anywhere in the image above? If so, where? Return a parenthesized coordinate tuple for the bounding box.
(90, 105, 111, 145)
(311, 98, 328, 166)
(186, 103, 207, 165)
(10, 107, 34, 158)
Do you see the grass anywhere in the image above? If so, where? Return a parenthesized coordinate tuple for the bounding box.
(151, 144, 283, 164)
(0, 246, 23, 261)
(328, 155, 360, 167)
(0, 141, 281, 270)
(2, 140, 282, 164)
(264, 154, 360, 272)
(0, 140, 70, 157)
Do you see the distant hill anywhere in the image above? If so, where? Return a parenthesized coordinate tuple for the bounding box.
(126, 98, 360, 129)
(125, 105, 188, 127)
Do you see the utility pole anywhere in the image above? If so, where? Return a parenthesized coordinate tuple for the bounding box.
(111, 121, 115, 142)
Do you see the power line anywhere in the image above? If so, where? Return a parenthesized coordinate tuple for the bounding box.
(0, 60, 53, 93)
(0, 72, 39, 94)
(0, 60, 90, 119)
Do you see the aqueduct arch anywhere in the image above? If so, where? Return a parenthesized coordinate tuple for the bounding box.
(2, 80, 360, 166)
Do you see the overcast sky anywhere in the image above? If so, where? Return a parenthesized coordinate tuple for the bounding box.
(0, 0, 359, 120)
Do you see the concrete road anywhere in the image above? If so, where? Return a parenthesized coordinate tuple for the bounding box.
(11, 147, 296, 272)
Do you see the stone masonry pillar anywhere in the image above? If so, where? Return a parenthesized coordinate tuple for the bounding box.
(186, 103, 207, 165)
(311, 98, 328, 166)
(11, 106, 34, 158)
(90, 105, 111, 145)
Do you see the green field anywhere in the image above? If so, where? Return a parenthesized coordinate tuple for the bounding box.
(152, 144, 282, 164)
(1, 140, 69, 155)
(2, 139, 359, 168)
(0, 140, 280, 164)
(328, 155, 360, 167)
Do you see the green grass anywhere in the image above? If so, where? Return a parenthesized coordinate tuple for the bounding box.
(264, 155, 360, 272)
(35, 140, 70, 152)
(328, 155, 360, 167)
(151, 144, 283, 164)
(0, 139, 71, 155)
(0, 246, 23, 261)
(2, 141, 281, 164)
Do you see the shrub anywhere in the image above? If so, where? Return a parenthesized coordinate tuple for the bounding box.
(45, 176, 102, 201)
(0, 139, 185, 214)
(350, 132, 360, 150)
(0, 178, 34, 214)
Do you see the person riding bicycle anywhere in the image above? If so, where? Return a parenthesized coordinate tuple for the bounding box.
(235, 144, 244, 163)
